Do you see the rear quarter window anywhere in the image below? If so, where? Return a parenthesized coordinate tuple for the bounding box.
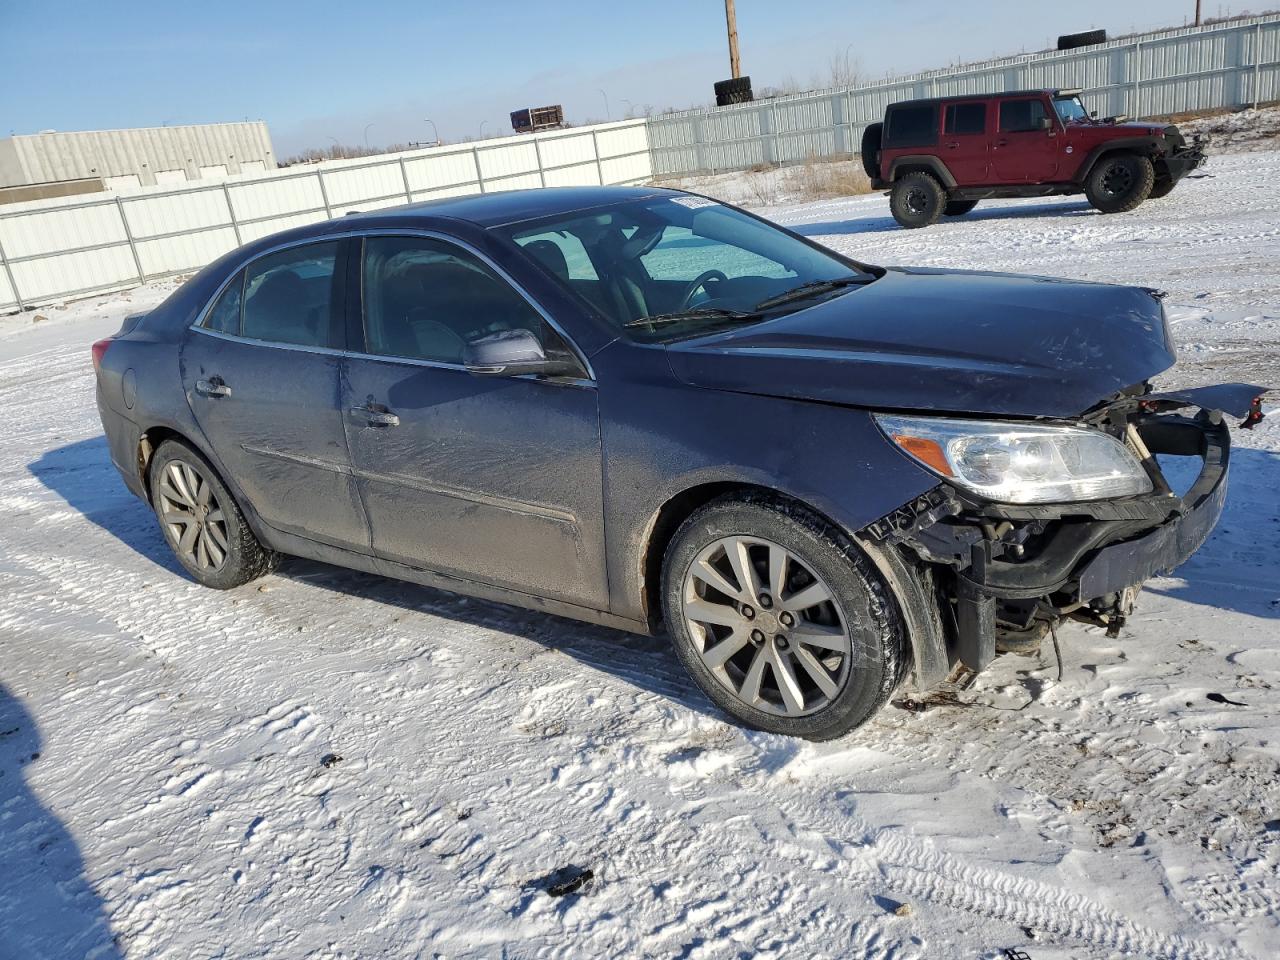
(884, 104, 939, 148)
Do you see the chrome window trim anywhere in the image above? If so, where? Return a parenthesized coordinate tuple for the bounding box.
(189, 227, 596, 382)
(190, 325, 347, 358)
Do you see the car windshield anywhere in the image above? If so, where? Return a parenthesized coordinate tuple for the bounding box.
(503, 196, 875, 341)
(1053, 95, 1090, 123)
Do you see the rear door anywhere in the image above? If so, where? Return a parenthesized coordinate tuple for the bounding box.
(340, 233, 608, 608)
(180, 239, 370, 551)
(991, 97, 1061, 182)
(941, 101, 991, 184)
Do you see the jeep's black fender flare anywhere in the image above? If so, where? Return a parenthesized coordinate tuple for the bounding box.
(887, 155, 957, 190)
(1074, 136, 1164, 183)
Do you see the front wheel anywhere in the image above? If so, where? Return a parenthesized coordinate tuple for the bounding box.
(661, 493, 909, 740)
(150, 439, 276, 589)
(889, 172, 946, 228)
(1084, 153, 1155, 213)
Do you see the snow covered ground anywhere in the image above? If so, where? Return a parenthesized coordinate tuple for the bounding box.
(1, 149, 1278, 960)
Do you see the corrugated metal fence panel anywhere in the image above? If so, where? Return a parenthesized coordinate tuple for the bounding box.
(0, 267, 16, 311)
(136, 228, 238, 277)
(12, 246, 138, 302)
(403, 149, 480, 196)
(646, 13, 1280, 177)
(227, 174, 326, 222)
(0, 119, 651, 309)
(0, 200, 127, 259)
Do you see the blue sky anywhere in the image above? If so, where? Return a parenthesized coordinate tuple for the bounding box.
(1, 0, 1218, 155)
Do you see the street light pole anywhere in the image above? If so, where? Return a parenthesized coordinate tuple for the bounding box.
(363, 123, 374, 149)
(598, 89, 611, 120)
(424, 118, 439, 145)
(480, 120, 488, 138)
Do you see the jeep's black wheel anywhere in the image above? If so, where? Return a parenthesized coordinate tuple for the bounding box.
(1148, 177, 1176, 199)
(943, 199, 979, 216)
(150, 439, 276, 589)
(661, 493, 910, 740)
(1085, 153, 1155, 213)
(890, 172, 946, 228)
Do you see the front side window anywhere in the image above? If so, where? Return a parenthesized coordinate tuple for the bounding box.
(202, 271, 244, 334)
(945, 102, 987, 136)
(241, 241, 342, 348)
(362, 236, 560, 364)
(503, 196, 873, 341)
(999, 98, 1051, 133)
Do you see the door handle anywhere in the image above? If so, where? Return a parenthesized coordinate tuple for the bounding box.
(994, 138, 1009, 147)
(195, 377, 231, 398)
(946, 141, 960, 149)
(351, 405, 400, 427)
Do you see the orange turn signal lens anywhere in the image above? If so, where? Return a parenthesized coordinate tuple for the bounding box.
(891, 434, 955, 477)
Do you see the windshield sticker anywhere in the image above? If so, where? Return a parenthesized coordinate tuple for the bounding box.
(670, 196, 719, 209)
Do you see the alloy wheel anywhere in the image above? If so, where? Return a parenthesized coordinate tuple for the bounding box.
(1101, 161, 1134, 197)
(157, 460, 229, 572)
(681, 535, 853, 717)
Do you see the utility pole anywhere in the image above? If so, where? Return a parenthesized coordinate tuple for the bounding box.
(724, 0, 741, 79)
(1194, 0, 1202, 25)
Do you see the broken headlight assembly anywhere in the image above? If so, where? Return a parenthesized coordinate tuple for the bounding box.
(874, 414, 1153, 504)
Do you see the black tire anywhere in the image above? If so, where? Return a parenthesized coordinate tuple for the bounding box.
(1084, 152, 1155, 213)
(661, 492, 910, 740)
(890, 172, 946, 228)
(860, 122, 883, 180)
(1148, 178, 1176, 199)
(943, 199, 979, 216)
(149, 439, 276, 589)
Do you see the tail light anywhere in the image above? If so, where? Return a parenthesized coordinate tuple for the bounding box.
(91, 337, 114, 371)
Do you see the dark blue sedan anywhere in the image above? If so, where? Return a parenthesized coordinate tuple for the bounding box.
(92, 185, 1263, 738)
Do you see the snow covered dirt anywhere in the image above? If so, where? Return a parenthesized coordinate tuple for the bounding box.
(2, 150, 1279, 960)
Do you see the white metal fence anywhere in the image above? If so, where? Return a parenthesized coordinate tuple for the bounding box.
(5, 14, 1280, 312)
(647, 14, 1280, 176)
(0, 120, 651, 311)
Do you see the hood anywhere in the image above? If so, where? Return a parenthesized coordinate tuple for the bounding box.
(664, 267, 1175, 419)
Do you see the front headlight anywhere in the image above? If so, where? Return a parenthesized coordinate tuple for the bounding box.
(875, 414, 1153, 504)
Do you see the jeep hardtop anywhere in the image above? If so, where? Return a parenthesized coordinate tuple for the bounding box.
(861, 88, 1207, 228)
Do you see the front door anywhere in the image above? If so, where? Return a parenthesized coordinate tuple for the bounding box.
(341, 234, 608, 608)
(941, 101, 991, 185)
(990, 97, 1062, 182)
(180, 239, 369, 551)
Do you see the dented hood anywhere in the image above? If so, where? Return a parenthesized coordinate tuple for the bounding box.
(664, 266, 1177, 419)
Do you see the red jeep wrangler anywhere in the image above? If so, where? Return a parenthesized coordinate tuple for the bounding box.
(862, 89, 1207, 228)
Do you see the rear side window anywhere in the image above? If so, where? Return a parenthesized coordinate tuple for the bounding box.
(999, 98, 1050, 133)
(202, 272, 244, 334)
(945, 102, 987, 135)
(884, 104, 938, 148)
(241, 241, 342, 348)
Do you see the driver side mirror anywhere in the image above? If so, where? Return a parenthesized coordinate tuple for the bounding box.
(463, 328, 580, 378)
(1037, 116, 1054, 132)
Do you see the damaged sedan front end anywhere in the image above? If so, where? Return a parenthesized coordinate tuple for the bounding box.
(865, 382, 1264, 686)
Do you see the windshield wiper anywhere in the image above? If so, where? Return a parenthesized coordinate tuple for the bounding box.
(752, 275, 870, 311)
(623, 307, 764, 329)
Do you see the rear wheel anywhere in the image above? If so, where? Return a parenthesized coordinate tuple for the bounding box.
(943, 199, 979, 216)
(149, 439, 275, 589)
(890, 172, 946, 228)
(661, 493, 908, 740)
(1084, 153, 1155, 213)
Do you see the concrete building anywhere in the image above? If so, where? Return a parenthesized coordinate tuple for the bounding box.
(0, 121, 277, 193)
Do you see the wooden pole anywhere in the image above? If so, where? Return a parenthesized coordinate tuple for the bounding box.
(1194, 0, 1202, 26)
(725, 0, 741, 79)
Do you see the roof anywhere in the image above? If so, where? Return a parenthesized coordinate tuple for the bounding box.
(888, 89, 1077, 110)
(341, 184, 678, 229)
